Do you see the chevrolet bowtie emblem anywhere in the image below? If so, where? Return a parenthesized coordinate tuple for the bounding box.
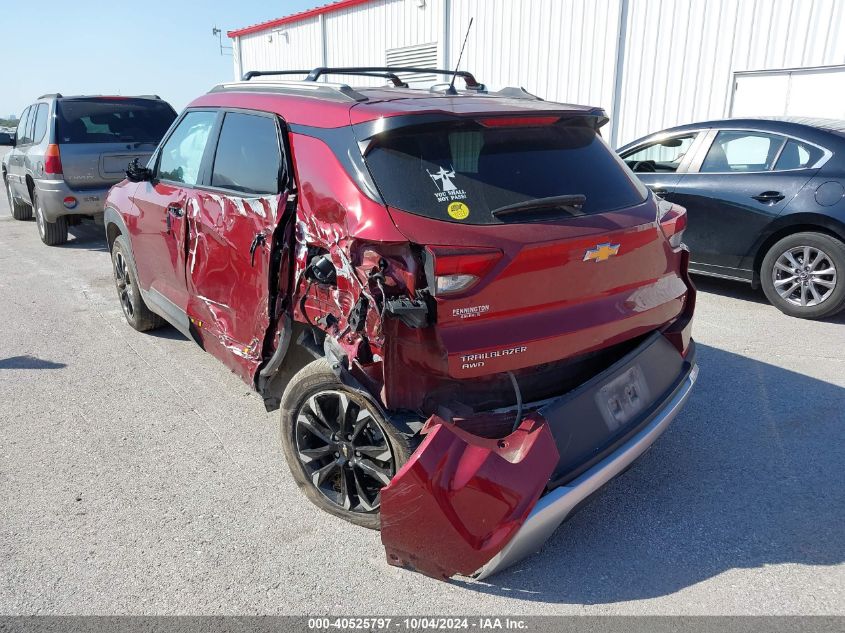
(583, 243, 621, 262)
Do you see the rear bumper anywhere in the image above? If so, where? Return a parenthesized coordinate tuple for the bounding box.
(474, 360, 698, 579)
(380, 331, 698, 580)
(34, 179, 108, 221)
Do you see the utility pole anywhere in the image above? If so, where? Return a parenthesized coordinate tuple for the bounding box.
(212, 26, 233, 56)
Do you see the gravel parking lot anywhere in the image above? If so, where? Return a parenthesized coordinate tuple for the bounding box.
(1, 146, 843, 615)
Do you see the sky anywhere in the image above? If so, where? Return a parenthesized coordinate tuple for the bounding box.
(1, 0, 326, 118)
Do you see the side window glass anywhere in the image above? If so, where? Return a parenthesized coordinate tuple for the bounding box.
(211, 112, 282, 195)
(700, 131, 785, 173)
(774, 140, 824, 171)
(157, 111, 217, 186)
(32, 104, 48, 144)
(622, 134, 697, 173)
(24, 106, 37, 144)
(17, 107, 32, 145)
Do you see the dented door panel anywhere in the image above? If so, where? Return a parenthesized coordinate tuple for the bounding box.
(130, 181, 192, 310)
(380, 416, 559, 579)
(185, 191, 286, 383)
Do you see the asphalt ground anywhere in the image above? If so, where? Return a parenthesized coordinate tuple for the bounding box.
(1, 147, 843, 615)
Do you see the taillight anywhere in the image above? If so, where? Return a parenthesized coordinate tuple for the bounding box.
(657, 200, 686, 249)
(44, 144, 62, 175)
(424, 246, 502, 296)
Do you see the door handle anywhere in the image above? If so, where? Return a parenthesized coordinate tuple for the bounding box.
(249, 232, 267, 267)
(649, 187, 669, 196)
(752, 191, 785, 204)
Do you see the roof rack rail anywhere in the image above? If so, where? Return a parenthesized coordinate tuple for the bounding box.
(302, 66, 485, 90)
(38, 93, 63, 100)
(225, 66, 488, 102)
(243, 69, 410, 88)
(211, 79, 370, 102)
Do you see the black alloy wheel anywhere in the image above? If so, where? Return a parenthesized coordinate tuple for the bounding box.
(294, 389, 395, 513)
(279, 359, 413, 529)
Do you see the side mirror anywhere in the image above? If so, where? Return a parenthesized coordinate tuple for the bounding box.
(125, 157, 153, 182)
(0, 132, 13, 146)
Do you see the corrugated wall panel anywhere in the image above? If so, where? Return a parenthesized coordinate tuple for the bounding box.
(324, 0, 443, 86)
(235, 0, 621, 106)
(237, 16, 323, 79)
(615, 0, 845, 146)
(230, 0, 845, 146)
(447, 0, 621, 110)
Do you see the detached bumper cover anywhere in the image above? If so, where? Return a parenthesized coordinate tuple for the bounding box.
(380, 333, 698, 580)
(380, 416, 560, 579)
(475, 361, 698, 579)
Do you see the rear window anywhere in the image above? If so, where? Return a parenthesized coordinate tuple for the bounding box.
(774, 139, 824, 170)
(56, 98, 176, 144)
(363, 120, 647, 224)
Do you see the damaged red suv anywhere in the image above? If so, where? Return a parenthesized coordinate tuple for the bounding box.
(104, 67, 698, 580)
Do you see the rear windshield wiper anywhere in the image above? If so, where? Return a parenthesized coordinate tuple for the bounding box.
(491, 194, 587, 220)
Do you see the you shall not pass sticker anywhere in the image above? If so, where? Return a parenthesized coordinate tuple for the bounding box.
(428, 165, 468, 203)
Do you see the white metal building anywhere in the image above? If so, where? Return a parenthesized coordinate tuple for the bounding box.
(227, 0, 845, 147)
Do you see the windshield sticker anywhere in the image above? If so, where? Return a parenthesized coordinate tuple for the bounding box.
(428, 165, 468, 203)
(447, 201, 470, 220)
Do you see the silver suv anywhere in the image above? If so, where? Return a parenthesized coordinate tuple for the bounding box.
(1, 94, 176, 245)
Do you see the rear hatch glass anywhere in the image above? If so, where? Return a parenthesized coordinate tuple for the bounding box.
(55, 98, 176, 189)
(362, 118, 647, 224)
(56, 98, 176, 144)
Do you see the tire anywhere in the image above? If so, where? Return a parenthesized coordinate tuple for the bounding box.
(33, 189, 68, 246)
(5, 177, 32, 221)
(110, 235, 164, 332)
(761, 231, 845, 319)
(279, 359, 414, 529)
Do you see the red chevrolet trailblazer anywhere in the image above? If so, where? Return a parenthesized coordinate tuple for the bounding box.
(104, 67, 698, 579)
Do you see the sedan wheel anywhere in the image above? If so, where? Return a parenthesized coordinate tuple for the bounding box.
(772, 246, 836, 308)
(761, 232, 845, 319)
